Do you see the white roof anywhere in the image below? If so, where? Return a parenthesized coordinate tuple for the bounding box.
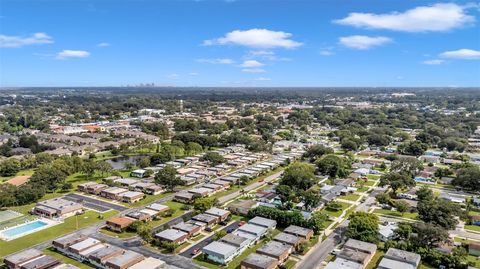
(127, 257, 165, 269)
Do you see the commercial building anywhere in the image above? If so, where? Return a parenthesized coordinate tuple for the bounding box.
(33, 198, 83, 219)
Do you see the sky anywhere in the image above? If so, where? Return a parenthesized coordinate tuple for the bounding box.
(0, 0, 479, 87)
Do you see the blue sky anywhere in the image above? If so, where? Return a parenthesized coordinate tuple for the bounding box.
(0, 0, 479, 87)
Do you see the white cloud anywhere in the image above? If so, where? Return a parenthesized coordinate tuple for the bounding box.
(339, 35, 392, 50)
(188, 72, 199, 76)
(244, 50, 290, 61)
(440, 49, 480, 59)
(319, 47, 335, 56)
(56, 50, 90, 59)
(422, 59, 445, 65)
(241, 68, 266, 73)
(204, 28, 302, 49)
(0, 32, 53, 48)
(167, 73, 179, 79)
(334, 3, 475, 32)
(240, 60, 264, 68)
(255, 77, 271, 81)
(97, 42, 110, 47)
(196, 58, 235, 64)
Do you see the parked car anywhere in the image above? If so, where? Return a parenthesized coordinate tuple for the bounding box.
(191, 248, 201, 255)
(205, 227, 212, 232)
(239, 221, 246, 226)
(227, 228, 235, 233)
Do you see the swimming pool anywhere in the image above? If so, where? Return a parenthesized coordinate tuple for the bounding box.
(1, 220, 48, 238)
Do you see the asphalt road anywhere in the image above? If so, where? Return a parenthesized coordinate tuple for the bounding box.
(180, 221, 241, 258)
(64, 193, 128, 212)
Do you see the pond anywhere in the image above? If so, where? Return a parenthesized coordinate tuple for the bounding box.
(105, 155, 149, 170)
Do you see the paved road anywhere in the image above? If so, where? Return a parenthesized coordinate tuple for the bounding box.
(295, 221, 348, 269)
(180, 221, 241, 258)
(218, 170, 284, 204)
(64, 193, 128, 212)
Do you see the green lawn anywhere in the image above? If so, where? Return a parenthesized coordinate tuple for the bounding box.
(356, 186, 370, 193)
(467, 255, 480, 268)
(284, 258, 297, 269)
(43, 247, 95, 269)
(322, 201, 351, 218)
(149, 201, 186, 228)
(364, 180, 377, 186)
(98, 227, 137, 239)
(340, 193, 361, 201)
(194, 230, 281, 269)
(373, 209, 418, 220)
(128, 192, 173, 207)
(0, 210, 117, 258)
(191, 233, 206, 242)
(365, 250, 385, 269)
(465, 225, 480, 232)
(0, 169, 35, 183)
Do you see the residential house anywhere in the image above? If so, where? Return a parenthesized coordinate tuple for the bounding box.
(202, 241, 240, 265)
(3, 249, 44, 269)
(378, 248, 421, 269)
(205, 207, 230, 221)
(155, 229, 189, 244)
(241, 253, 278, 269)
(256, 241, 292, 262)
(283, 225, 313, 240)
(104, 250, 144, 269)
(33, 198, 83, 219)
(106, 217, 134, 232)
(248, 217, 277, 230)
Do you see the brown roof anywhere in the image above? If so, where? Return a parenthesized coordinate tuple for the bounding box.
(6, 175, 31, 186)
(107, 217, 134, 227)
(470, 243, 480, 251)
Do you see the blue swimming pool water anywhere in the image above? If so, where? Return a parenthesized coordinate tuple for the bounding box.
(1, 220, 48, 237)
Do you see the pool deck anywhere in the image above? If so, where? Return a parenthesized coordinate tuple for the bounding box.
(0, 218, 61, 241)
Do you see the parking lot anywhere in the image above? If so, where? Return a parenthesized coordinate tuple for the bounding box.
(64, 193, 128, 212)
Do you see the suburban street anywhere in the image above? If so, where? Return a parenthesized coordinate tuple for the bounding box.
(218, 170, 284, 204)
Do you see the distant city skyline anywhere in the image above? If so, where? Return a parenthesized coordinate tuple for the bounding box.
(1, 0, 479, 87)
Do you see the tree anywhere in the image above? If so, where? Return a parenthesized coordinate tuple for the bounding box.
(213, 230, 227, 240)
(375, 192, 391, 205)
(416, 186, 434, 201)
(96, 161, 112, 177)
(82, 160, 97, 180)
(137, 157, 151, 168)
(394, 200, 410, 215)
(306, 211, 329, 234)
(239, 175, 250, 185)
(390, 157, 422, 177)
(201, 152, 226, 166)
(346, 212, 379, 243)
(393, 222, 412, 241)
(61, 182, 73, 192)
(303, 145, 333, 162)
(316, 154, 348, 179)
(154, 165, 182, 191)
(411, 222, 449, 248)
(398, 140, 428, 156)
(417, 198, 460, 229)
(194, 197, 217, 212)
(341, 138, 358, 152)
(279, 162, 316, 190)
(276, 185, 295, 205)
(185, 142, 203, 155)
(0, 158, 21, 177)
(452, 166, 480, 191)
(379, 172, 415, 195)
(301, 189, 321, 210)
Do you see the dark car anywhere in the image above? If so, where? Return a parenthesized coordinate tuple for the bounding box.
(227, 228, 235, 233)
(219, 221, 228, 226)
(205, 227, 212, 232)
